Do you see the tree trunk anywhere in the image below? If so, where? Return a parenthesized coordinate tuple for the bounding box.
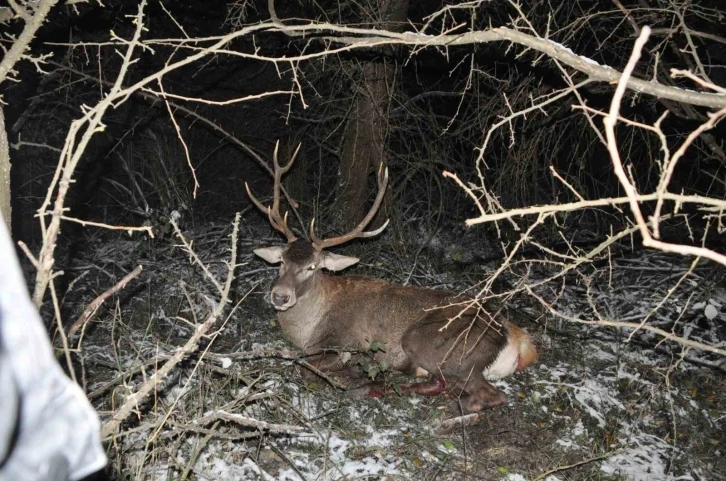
(0, 106, 10, 229)
(339, 0, 408, 231)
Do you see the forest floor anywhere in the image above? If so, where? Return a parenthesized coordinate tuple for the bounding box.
(44, 219, 725, 481)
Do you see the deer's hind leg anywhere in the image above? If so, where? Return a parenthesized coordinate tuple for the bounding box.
(401, 313, 510, 413)
(452, 375, 508, 413)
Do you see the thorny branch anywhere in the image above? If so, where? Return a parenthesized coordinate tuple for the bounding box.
(32, 0, 150, 308)
(604, 27, 726, 267)
(448, 25, 726, 358)
(100, 213, 242, 439)
(0, 0, 58, 86)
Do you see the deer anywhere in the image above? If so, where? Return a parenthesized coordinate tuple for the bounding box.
(246, 143, 537, 413)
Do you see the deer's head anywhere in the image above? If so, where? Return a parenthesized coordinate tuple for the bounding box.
(247, 142, 388, 311)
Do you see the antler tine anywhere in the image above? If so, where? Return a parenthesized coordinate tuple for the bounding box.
(246, 182, 297, 242)
(309, 218, 322, 246)
(279, 211, 294, 241)
(359, 218, 390, 238)
(270, 141, 302, 218)
(245, 182, 269, 217)
(245, 141, 300, 242)
(312, 165, 389, 250)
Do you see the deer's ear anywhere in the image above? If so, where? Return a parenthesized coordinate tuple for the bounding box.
(320, 252, 359, 271)
(254, 246, 285, 264)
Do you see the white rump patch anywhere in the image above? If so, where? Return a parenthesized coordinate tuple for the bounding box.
(482, 339, 519, 380)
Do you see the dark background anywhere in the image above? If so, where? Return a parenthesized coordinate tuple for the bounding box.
(3, 0, 725, 269)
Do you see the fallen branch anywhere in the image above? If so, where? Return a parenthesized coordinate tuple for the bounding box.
(68, 265, 144, 338)
(533, 448, 624, 481)
(195, 410, 311, 436)
(100, 213, 241, 439)
(210, 349, 349, 391)
(438, 412, 482, 432)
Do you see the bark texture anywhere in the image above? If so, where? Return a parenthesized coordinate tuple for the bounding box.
(339, 0, 408, 230)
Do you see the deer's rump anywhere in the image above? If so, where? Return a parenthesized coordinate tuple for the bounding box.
(401, 305, 511, 379)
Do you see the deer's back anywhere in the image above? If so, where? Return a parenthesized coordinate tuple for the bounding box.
(311, 275, 452, 367)
(325, 275, 452, 324)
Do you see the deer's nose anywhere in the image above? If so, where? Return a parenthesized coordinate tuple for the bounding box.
(272, 292, 290, 307)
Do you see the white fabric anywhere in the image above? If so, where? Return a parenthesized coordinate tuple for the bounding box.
(0, 219, 107, 481)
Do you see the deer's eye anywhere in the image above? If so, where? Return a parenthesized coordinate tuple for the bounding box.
(308, 263, 316, 271)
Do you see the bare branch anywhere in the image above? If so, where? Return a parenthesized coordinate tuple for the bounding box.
(0, 0, 58, 85)
(68, 265, 144, 338)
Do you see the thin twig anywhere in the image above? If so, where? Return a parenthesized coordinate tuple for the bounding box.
(533, 448, 624, 481)
(68, 265, 144, 338)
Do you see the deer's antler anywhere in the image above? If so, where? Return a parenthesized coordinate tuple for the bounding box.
(310, 163, 389, 250)
(245, 141, 300, 242)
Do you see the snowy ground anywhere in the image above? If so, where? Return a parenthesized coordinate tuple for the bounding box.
(50, 221, 725, 480)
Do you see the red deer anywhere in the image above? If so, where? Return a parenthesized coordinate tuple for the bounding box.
(246, 144, 537, 413)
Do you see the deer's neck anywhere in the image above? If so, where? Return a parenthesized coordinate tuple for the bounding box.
(277, 274, 330, 352)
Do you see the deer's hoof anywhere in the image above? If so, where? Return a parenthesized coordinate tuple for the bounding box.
(461, 390, 508, 413)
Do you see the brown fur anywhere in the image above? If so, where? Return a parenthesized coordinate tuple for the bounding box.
(257, 241, 538, 413)
(248, 149, 536, 412)
(508, 323, 538, 371)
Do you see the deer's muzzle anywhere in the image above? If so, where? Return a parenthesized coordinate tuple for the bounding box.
(271, 286, 295, 311)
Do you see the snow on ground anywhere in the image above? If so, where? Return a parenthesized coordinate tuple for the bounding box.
(54, 228, 724, 480)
